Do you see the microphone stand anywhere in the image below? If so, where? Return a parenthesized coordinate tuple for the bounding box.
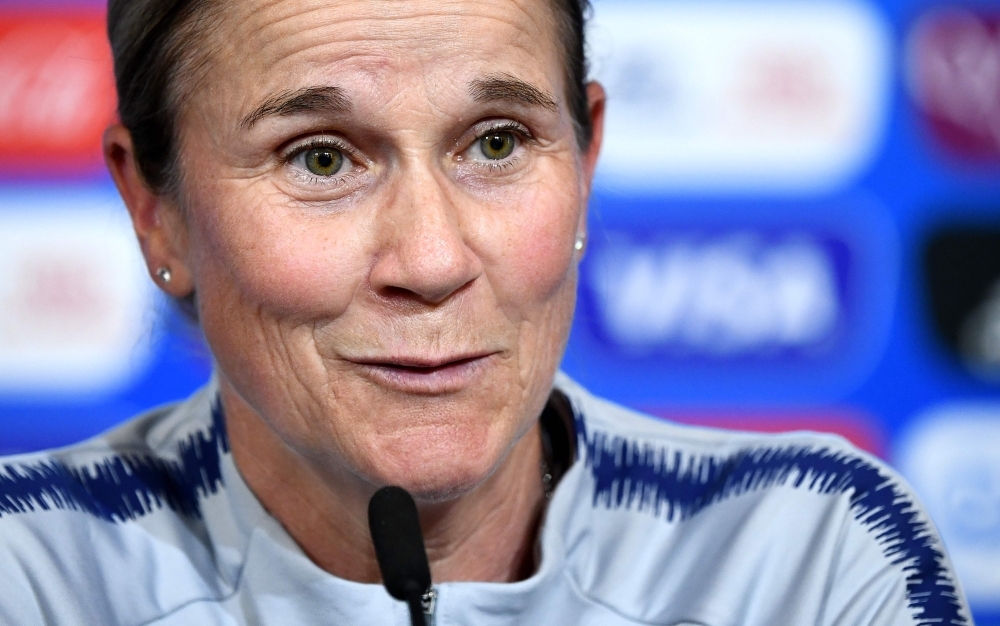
(405, 591, 427, 626)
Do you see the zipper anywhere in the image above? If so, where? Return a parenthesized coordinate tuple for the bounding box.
(421, 587, 437, 626)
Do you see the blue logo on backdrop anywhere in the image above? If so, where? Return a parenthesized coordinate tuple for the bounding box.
(562, 195, 899, 404)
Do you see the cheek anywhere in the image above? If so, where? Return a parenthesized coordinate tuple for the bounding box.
(486, 177, 581, 312)
(187, 184, 369, 322)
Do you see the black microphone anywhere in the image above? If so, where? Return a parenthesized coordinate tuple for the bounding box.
(368, 486, 432, 626)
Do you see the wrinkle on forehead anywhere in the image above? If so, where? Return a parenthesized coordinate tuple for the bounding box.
(226, 0, 551, 46)
(190, 0, 565, 116)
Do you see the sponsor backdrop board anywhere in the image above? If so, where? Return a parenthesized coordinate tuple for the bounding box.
(0, 0, 998, 622)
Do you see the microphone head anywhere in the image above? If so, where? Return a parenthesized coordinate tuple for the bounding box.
(368, 486, 432, 601)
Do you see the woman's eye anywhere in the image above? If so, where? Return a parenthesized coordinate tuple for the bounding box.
(478, 132, 516, 160)
(301, 147, 345, 176)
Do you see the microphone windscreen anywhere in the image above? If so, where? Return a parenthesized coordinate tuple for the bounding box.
(368, 486, 432, 601)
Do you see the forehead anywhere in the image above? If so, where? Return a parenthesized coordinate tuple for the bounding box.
(198, 0, 565, 115)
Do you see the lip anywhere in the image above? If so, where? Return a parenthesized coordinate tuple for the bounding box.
(348, 352, 498, 394)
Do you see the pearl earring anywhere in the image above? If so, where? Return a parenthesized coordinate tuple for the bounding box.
(156, 267, 173, 284)
(574, 234, 586, 251)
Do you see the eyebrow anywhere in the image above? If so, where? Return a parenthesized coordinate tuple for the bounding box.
(239, 86, 352, 130)
(468, 73, 557, 111)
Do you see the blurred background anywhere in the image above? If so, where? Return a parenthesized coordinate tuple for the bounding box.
(0, 0, 997, 621)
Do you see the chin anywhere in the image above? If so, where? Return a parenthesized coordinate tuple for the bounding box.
(357, 426, 508, 503)
(393, 474, 485, 504)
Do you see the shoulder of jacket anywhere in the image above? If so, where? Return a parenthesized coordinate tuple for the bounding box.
(0, 380, 232, 625)
(553, 373, 972, 626)
(0, 380, 225, 524)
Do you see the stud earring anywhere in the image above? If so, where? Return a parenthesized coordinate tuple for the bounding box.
(574, 234, 586, 251)
(156, 267, 173, 284)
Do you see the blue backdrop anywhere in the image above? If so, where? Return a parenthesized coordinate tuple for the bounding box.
(0, 0, 997, 621)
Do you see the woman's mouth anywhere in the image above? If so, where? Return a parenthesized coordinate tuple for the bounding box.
(348, 353, 497, 394)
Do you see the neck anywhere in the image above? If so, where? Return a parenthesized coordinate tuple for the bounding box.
(223, 384, 548, 584)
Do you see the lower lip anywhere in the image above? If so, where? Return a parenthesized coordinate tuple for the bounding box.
(352, 355, 495, 394)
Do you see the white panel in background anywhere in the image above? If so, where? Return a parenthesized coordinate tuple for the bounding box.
(896, 405, 1000, 609)
(0, 191, 155, 396)
(589, 0, 892, 194)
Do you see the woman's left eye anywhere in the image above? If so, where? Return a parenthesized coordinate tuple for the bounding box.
(478, 132, 517, 160)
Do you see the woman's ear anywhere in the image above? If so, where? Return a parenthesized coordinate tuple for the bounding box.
(103, 124, 195, 297)
(575, 81, 607, 257)
(581, 81, 606, 192)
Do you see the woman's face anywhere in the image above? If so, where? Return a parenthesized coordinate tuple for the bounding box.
(161, 0, 601, 497)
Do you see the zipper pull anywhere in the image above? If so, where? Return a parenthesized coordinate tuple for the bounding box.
(421, 587, 437, 625)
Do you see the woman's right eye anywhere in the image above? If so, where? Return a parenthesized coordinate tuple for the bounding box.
(287, 143, 352, 179)
(302, 147, 345, 176)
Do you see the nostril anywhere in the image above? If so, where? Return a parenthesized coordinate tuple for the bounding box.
(379, 285, 427, 302)
(375, 275, 479, 307)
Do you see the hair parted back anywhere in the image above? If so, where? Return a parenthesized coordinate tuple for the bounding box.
(107, 0, 593, 196)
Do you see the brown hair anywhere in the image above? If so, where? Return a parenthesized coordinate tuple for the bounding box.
(107, 0, 592, 196)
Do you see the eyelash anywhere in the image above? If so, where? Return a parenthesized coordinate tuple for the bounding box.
(477, 120, 532, 139)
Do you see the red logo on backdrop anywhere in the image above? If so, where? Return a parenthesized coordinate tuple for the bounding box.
(908, 9, 1000, 160)
(0, 12, 115, 174)
(650, 409, 885, 458)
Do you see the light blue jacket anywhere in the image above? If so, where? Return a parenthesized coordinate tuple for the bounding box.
(0, 374, 973, 625)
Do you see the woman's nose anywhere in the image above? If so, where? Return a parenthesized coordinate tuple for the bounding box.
(368, 166, 484, 305)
